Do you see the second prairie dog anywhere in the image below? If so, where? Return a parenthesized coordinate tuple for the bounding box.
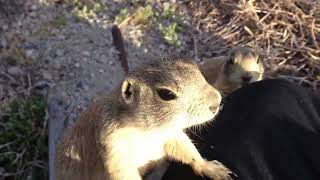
(199, 46, 264, 96)
(55, 57, 233, 180)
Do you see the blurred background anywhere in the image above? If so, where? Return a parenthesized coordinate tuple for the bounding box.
(0, 0, 319, 179)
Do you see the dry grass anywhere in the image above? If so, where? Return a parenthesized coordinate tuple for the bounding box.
(179, 0, 320, 89)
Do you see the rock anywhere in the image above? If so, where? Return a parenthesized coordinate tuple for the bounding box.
(31, 5, 37, 11)
(30, 12, 37, 18)
(43, 71, 53, 80)
(159, 44, 166, 50)
(57, 34, 66, 40)
(108, 60, 114, 65)
(26, 49, 34, 57)
(2, 24, 8, 31)
(0, 38, 7, 48)
(53, 62, 62, 70)
(81, 51, 90, 57)
(74, 63, 80, 68)
(7, 66, 23, 76)
(56, 49, 64, 57)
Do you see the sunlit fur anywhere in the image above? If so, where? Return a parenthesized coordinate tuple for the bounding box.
(199, 46, 264, 96)
(55, 57, 232, 180)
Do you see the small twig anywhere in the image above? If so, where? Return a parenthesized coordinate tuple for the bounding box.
(278, 75, 313, 85)
(27, 72, 32, 97)
(310, 19, 320, 49)
(193, 35, 199, 62)
(0, 141, 15, 150)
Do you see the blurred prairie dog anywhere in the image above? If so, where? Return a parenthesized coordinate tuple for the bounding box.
(199, 46, 264, 96)
(55, 57, 233, 180)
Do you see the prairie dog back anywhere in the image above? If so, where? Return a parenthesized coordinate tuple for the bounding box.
(199, 46, 264, 96)
(55, 57, 233, 180)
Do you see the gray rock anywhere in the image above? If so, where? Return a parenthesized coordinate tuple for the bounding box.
(56, 49, 64, 57)
(31, 5, 37, 11)
(108, 60, 115, 65)
(7, 66, 23, 76)
(81, 51, 90, 57)
(43, 71, 53, 80)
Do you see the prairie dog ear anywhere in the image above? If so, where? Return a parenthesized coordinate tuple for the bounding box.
(227, 53, 236, 65)
(121, 78, 137, 105)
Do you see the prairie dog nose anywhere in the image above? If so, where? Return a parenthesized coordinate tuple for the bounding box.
(242, 75, 252, 83)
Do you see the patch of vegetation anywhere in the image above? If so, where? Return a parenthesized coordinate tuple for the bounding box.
(157, 2, 184, 47)
(0, 96, 48, 179)
(161, 2, 176, 20)
(159, 22, 182, 47)
(71, 0, 106, 22)
(115, 8, 129, 24)
(132, 5, 154, 25)
(113, 2, 183, 47)
(50, 15, 68, 28)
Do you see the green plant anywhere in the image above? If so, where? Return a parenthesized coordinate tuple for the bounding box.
(115, 8, 129, 24)
(159, 22, 182, 47)
(162, 2, 176, 20)
(0, 96, 48, 179)
(50, 15, 68, 28)
(72, 1, 105, 22)
(132, 5, 154, 25)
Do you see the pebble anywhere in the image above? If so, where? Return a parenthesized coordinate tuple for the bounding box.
(26, 49, 34, 57)
(31, 5, 37, 11)
(159, 44, 166, 50)
(81, 51, 90, 57)
(53, 62, 62, 70)
(0, 38, 7, 48)
(43, 71, 53, 80)
(100, 55, 107, 63)
(56, 49, 64, 57)
(108, 60, 115, 65)
(74, 63, 80, 68)
(83, 84, 89, 91)
(30, 12, 37, 18)
(2, 24, 8, 31)
(7, 67, 23, 76)
(98, 69, 104, 73)
(57, 35, 66, 40)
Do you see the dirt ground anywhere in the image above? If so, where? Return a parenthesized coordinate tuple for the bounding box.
(0, 0, 319, 179)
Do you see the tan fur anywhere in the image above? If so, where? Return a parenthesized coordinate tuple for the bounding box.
(55, 58, 233, 180)
(199, 46, 264, 96)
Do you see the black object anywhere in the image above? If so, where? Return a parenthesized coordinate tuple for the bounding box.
(111, 25, 129, 74)
(163, 79, 320, 180)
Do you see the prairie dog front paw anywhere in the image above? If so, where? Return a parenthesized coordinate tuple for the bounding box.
(196, 160, 234, 180)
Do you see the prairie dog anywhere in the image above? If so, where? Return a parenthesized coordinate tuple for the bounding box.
(199, 46, 264, 96)
(55, 58, 233, 180)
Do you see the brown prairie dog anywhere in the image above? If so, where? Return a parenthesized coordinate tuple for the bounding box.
(199, 46, 264, 96)
(55, 58, 233, 180)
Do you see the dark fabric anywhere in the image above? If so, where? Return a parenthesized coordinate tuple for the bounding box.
(163, 79, 320, 180)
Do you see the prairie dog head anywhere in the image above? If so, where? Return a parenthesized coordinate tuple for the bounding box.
(224, 46, 264, 86)
(118, 57, 221, 130)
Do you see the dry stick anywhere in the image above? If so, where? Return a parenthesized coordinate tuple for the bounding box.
(310, 19, 320, 50)
(193, 36, 199, 62)
(111, 25, 129, 74)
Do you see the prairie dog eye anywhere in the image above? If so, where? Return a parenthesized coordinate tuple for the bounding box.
(157, 88, 177, 101)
